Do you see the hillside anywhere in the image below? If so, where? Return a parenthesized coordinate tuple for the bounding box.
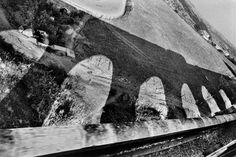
(44, 0, 236, 125)
(0, 0, 235, 129)
(185, 0, 236, 57)
(104, 0, 234, 76)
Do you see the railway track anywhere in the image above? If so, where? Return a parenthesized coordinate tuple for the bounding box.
(39, 121, 236, 157)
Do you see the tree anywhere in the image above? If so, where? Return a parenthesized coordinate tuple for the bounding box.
(194, 24, 200, 32)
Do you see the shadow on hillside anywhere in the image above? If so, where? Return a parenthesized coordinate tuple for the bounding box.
(0, 18, 236, 128)
(79, 19, 236, 123)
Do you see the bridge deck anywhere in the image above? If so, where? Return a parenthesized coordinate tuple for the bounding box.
(1, 114, 236, 157)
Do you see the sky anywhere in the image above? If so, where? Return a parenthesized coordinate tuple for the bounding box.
(190, 0, 236, 46)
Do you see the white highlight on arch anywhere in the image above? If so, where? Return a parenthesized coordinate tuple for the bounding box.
(181, 83, 201, 118)
(219, 89, 232, 109)
(69, 55, 113, 123)
(61, 0, 128, 19)
(135, 77, 168, 120)
(201, 86, 220, 116)
(44, 55, 113, 126)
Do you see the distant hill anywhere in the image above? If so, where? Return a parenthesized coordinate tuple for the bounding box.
(164, 0, 236, 58)
(185, 0, 236, 57)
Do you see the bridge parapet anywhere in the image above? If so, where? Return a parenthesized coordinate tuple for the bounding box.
(1, 114, 236, 157)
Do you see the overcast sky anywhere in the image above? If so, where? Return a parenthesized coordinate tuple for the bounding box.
(190, 0, 236, 46)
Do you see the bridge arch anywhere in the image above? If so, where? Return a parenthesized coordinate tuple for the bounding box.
(201, 86, 220, 116)
(181, 83, 201, 118)
(135, 76, 168, 121)
(219, 89, 232, 109)
(44, 55, 113, 126)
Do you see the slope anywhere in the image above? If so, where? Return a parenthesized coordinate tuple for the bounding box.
(44, 0, 236, 123)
